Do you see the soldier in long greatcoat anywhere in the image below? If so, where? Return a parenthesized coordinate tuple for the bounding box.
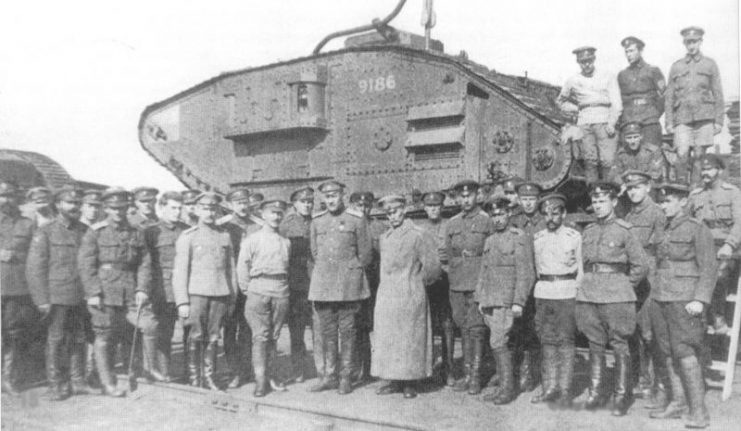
(372, 195, 440, 399)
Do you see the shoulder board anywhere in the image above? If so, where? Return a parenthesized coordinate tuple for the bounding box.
(721, 181, 739, 191)
(312, 210, 328, 219)
(450, 212, 463, 220)
(584, 222, 598, 231)
(643, 143, 659, 153)
(249, 215, 266, 225)
(508, 227, 524, 235)
(182, 226, 199, 235)
(615, 219, 632, 229)
(345, 208, 363, 218)
(533, 228, 546, 239)
(215, 214, 233, 226)
(689, 187, 703, 196)
(563, 226, 580, 236)
(91, 221, 108, 230)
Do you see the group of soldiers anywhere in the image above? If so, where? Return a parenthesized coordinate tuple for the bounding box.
(559, 26, 724, 187)
(0, 24, 737, 431)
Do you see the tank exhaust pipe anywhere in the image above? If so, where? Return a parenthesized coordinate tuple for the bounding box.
(312, 0, 408, 54)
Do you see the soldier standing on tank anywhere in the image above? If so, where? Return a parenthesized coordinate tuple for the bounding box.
(621, 171, 667, 405)
(617, 36, 666, 149)
(0, 180, 37, 396)
(687, 154, 741, 335)
(509, 181, 543, 392)
(558, 47, 623, 182)
(665, 27, 724, 184)
(138, 192, 189, 383)
(238, 200, 291, 397)
(25, 187, 56, 228)
(415, 191, 456, 386)
(446, 180, 494, 396)
(78, 188, 151, 397)
(172, 192, 237, 391)
(279, 186, 317, 383)
(349, 191, 387, 384)
(217, 189, 260, 389)
(308, 181, 372, 395)
(614, 123, 666, 184)
(180, 190, 201, 227)
(26, 186, 94, 400)
(578, 181, 648, 416)
(476, 197, 534, 405)
(649, 183, 717, 429)
(530, 193, 582, 408)
(128, 187, 160, 229)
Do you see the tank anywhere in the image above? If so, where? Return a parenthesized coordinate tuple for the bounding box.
(138, 2, 584, 205)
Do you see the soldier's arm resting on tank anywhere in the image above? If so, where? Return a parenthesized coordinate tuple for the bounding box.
(512, 234, 535, 316)
(78, 229, 103, 305)
(356, 217, 373, 268)
(625, 229, 649, 286)
(171, 233, 192, 310)
(556, 79, 579, 114)
(26, 228, 51, 312)
(236, 236, 253, 296)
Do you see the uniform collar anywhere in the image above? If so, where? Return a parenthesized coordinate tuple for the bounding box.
(667, 212, 689, 230)
(596, 213, 616, 225)
(387, 218, 412, 236)
(630, 198, 650, 214)
(685, 53, 704, 63)
(629, 58, 646, 69)
(161, 219, 177, 229)
(461, 206, 482, 218)
(56, 214, 76, 229)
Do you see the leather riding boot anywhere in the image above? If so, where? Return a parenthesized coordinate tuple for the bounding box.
(519, 350, 537, 393)
(403, 382, 418, 399)
(645, 350, 669, 410)
(180, 328, 191, 384)
(651, 357, 688, 419)
(453, 332, 472, 392)
(636, 339, 654, 399)
(142, 335, 167, 382)
(556, 345, 575, 408)
(338, 331, 356, 395)
(85, 343, 101, 389)
(268, 340, 286, 392)
(354, 329, 371, 384)
(2, 337, 20, 396)
(487, 348, 515, 404)
(252, 341, 267, 397)
(93, 338, 124, 397)
(584, 352, 607, 409)
(45, 337, 67, 401)
(70, 343, 94, 395)
(611, 353, 632, 416)
(187, 341, 202, 388)
(225, 333, 241, 389)
(531, 344, 559, 404)
(468, 330, 485, 395)
(443, 323, 456, 386)
(310, 337, 338, 392)
(202, 341, 221, 391)
(680, 356, 710, 429)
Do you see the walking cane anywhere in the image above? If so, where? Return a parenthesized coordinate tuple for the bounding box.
(128, 302, 144, 392)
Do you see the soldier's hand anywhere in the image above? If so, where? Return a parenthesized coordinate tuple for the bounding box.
(512, 304, 523, 318)
(605, 124, 616, 137)
(685, 301, 704, 317)
(178, 304, 190, 319)
(135, 291, 149, 308)
(477, 303, 485, 315)
(714, 123, 723, 135)
(666, 124, 674, 134)
(717, 243, 733, 260)
(87, 295, 102, 309)
(37, 304, 51, 316)
(0, 249, 12, 262)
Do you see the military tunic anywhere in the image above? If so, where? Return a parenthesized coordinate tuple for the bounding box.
(1, 210, 37, 337)
(651, 214, 717, 359)
(510, 212, 545, 235)
(617, 59, 666, 146)
(614, 144, 666, 183)
(415, 218, 453, 332)
(172, 223, 236, 342)
(577, 215, 648, 354)
(475, 227, 534, 350)
(371, 220, 441, 380)
(445, 207, 494, 330)
(128, 212, 159, 230)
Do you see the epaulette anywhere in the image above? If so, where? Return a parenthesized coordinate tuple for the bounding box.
(563, 226, 580, 237)
(345, 208, 363, 218)
(584, 222, 598, 231)
(312, 210, 328, 219)
(450, 212, 463, 220)
(615, 219, 632, 229)
(91, 220, 108, 230)
(182, 225, 199, 235)
(215, 214, 233, 226)
(689, 187, 703, 196)
(721, 181, 739, 191)
(249, 215, 266, 225)
(533, 228, 546, 240)
(508, 226, 524, 235)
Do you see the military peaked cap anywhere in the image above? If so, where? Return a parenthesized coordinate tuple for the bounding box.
(26, 187, 52, 204)
(132, 187, 159, 201)
(378, 194, 406, 208)
(622, 170, 652, 187)
(620, 36, 645, 49)
(349, 191, 375, 205)
(501, 176, 524, 192)
(572, 46, 596, 62)
(290, 186, 314, 202)
(622, 122, 642, 136)
(195, 192, 222, 206)
(699, 153, 724, 170)
(102, 187, 132, 208)
(82, 189, 103, 205)
(422, 191, 445, 206)
(538, 193, 567, 211)
(589, 181, 619, 197)
(657, 183, 690, 199)
(318, 181, 346, 193)
(260, 199, 287, 211)
(453, 180, 479, 194)
(681, 26, 704, 40)
(55, 185, 83, 202)
(226, 188, 250, 202)
(516, 182, 542, 197)
(485, 196, 511, 214)
(181, 190, 201, 204)
(248, 193, 264, 208)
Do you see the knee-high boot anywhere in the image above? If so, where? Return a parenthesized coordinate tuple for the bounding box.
(93, 338, 124, 397)
(531, 344, 559, 403)
(584, 352, 607, 409)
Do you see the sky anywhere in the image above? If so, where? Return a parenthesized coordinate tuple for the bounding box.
(1, 0, 738, 190)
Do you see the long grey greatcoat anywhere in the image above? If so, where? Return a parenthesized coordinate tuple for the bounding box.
(371, 219, 441, 380)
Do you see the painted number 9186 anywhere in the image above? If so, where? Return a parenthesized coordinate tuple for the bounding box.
(358, 75, 396, 93)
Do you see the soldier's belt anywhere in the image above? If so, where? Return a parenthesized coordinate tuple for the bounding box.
(539, 273, 577, 281)
(585, 262, 628, 274)
(579, 102, 611, 109)
(704, 220, 731, 229)
(100, 263, 131, 270)
(253, 274, 287, 280)
(630, 98, 649, 106)
(450, 250, 482, 258)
